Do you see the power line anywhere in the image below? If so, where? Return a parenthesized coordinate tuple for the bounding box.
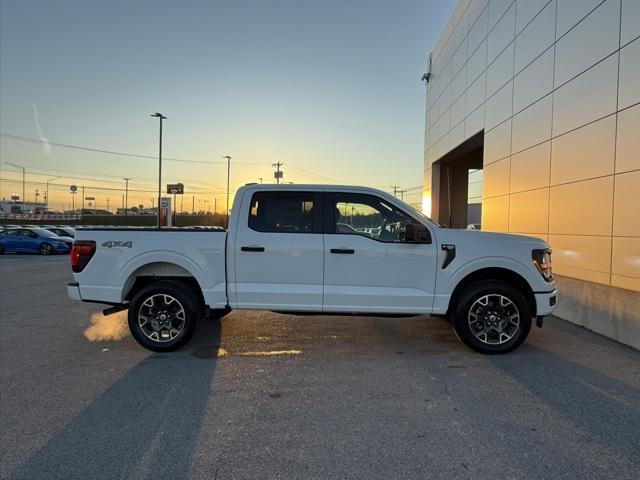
(0, 132, 262, 165)
(0, 177, 231, 195)
(0, 167, 226, 192)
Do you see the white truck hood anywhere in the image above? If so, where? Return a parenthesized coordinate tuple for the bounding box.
(434, 228, 549, 249)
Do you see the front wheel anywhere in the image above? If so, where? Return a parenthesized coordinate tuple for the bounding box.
(40, 243, 52, 255)
(452, 280, 532, 354)
(128, 280, 200, 351)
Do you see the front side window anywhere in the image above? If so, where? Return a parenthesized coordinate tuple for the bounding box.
(332, 193, 420, 243)
(249, 191, 320, 233)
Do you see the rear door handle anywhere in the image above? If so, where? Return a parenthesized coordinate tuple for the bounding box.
(330, 248, 355, 254)
(241, 246, 265, 252)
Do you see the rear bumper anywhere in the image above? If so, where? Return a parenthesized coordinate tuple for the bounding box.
(534, 288, 558, 316)
(67, 282, 81, 301)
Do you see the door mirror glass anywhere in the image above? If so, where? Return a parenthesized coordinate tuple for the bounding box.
(403, 222, 429, 243)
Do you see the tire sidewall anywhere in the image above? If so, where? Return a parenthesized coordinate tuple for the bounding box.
(128, 281, 200, 352)
(453, 281, 532, 354)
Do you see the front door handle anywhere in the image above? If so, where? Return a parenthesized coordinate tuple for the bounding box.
(241, 246, 265, 252)
(330, 248, 355, 254)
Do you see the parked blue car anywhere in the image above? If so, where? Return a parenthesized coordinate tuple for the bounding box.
(0, 227, 73, 255)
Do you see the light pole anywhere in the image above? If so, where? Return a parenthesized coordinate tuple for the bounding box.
(151, 113, 167, 227)
(5, 162, 25, 212)
(45, 176, 60, 212)
(123, 178, 130, 216)
(223, 155, 231, 226)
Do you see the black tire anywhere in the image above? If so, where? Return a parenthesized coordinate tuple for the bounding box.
(452, 280, 532, 354)
(40, 243, 52, 255)
(128, 280, 201, 352)
(0, 244, 4, 255)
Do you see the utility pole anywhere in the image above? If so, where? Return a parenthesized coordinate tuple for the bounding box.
(151, 113, 167, 227)
(45, 176, 60, 213)
(5, 162, 25, 212)
(258, 177, 263, 184)
(123, 178, 130, 216)
(272, 162, 284, 184)
(35, 189, 40, 204)
(391, 185, 399, 197)
(398, 190, 406, 200)
(214, 198, 218, 215)
(82, 186, 85, 212)
(222, 156, 231, 227)
(192, 195, 195, 214)
(107, 197, 110, 213)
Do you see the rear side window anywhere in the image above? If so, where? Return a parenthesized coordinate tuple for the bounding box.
(249, 191, 321, 233)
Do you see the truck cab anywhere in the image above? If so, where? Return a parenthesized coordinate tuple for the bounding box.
(68, 184, 557, 354)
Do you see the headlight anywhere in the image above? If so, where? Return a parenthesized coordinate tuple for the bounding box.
(532, 248, 553, 281)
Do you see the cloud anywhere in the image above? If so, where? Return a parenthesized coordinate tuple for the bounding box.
(30, 101, 52, 155)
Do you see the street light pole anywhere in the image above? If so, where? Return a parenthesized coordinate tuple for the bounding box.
(223, 156, 231, 227)
(123, 178, 130, 216)
(5, 162, 26, 212)
(151, 113, 167, 228)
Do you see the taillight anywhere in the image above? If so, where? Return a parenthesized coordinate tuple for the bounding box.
(71, 241, 96, 273)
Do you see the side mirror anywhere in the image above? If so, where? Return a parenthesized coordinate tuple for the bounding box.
(404, 223, 430, 243)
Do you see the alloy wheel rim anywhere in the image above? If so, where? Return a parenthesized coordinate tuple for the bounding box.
(468, 294, 520, 345)
(138, 294, 186, 343)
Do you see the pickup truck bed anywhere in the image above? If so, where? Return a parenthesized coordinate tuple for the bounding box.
(69, 228, 228, 309)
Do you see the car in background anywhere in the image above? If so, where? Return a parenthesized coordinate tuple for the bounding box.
(46, 226, 75, 238)
(0, 227, 73, 255)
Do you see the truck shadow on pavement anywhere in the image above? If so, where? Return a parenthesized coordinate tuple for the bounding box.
(490, 344, 640, 464)
(8, 318, 222, 480)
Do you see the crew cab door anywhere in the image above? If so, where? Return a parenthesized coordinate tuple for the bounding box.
(323, 192, 437, 314)
(232, 190, 324, 311)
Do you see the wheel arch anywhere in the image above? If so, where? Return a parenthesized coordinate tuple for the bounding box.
(122, 262, 206, 312)
(446, 267, 536, 319)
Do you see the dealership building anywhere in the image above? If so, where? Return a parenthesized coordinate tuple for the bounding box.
(423, 0, 639, 348)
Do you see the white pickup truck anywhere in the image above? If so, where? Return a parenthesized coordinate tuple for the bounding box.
(68, 184, 557, 354)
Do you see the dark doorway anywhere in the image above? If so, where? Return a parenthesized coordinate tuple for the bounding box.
(431, 131, 483, 229)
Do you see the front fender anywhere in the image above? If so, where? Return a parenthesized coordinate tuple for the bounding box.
(440, 256, 540, 294)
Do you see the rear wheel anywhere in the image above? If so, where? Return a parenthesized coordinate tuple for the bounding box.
(40, 243, 52, 255)
(0, 244, 4, 255)
(128, 280, 200, 352)
(452, 280, 532, 354)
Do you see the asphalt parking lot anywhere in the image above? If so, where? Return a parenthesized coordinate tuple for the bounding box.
(1, 256, 639, 479)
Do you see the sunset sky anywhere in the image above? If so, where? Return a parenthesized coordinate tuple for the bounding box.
(0, 0, 455, 212)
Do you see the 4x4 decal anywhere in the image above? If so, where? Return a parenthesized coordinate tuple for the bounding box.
(101, 240, 132, 248)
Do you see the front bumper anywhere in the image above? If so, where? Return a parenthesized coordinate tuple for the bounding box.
(534, 288, 558, 316)
(67, 282, 81, 301)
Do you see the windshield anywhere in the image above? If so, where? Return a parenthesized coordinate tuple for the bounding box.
(29, 228, 58, 238)
(399, 200, 441, 227)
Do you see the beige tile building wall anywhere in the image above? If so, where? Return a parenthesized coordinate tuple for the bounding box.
(424, 0, 640, 347)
